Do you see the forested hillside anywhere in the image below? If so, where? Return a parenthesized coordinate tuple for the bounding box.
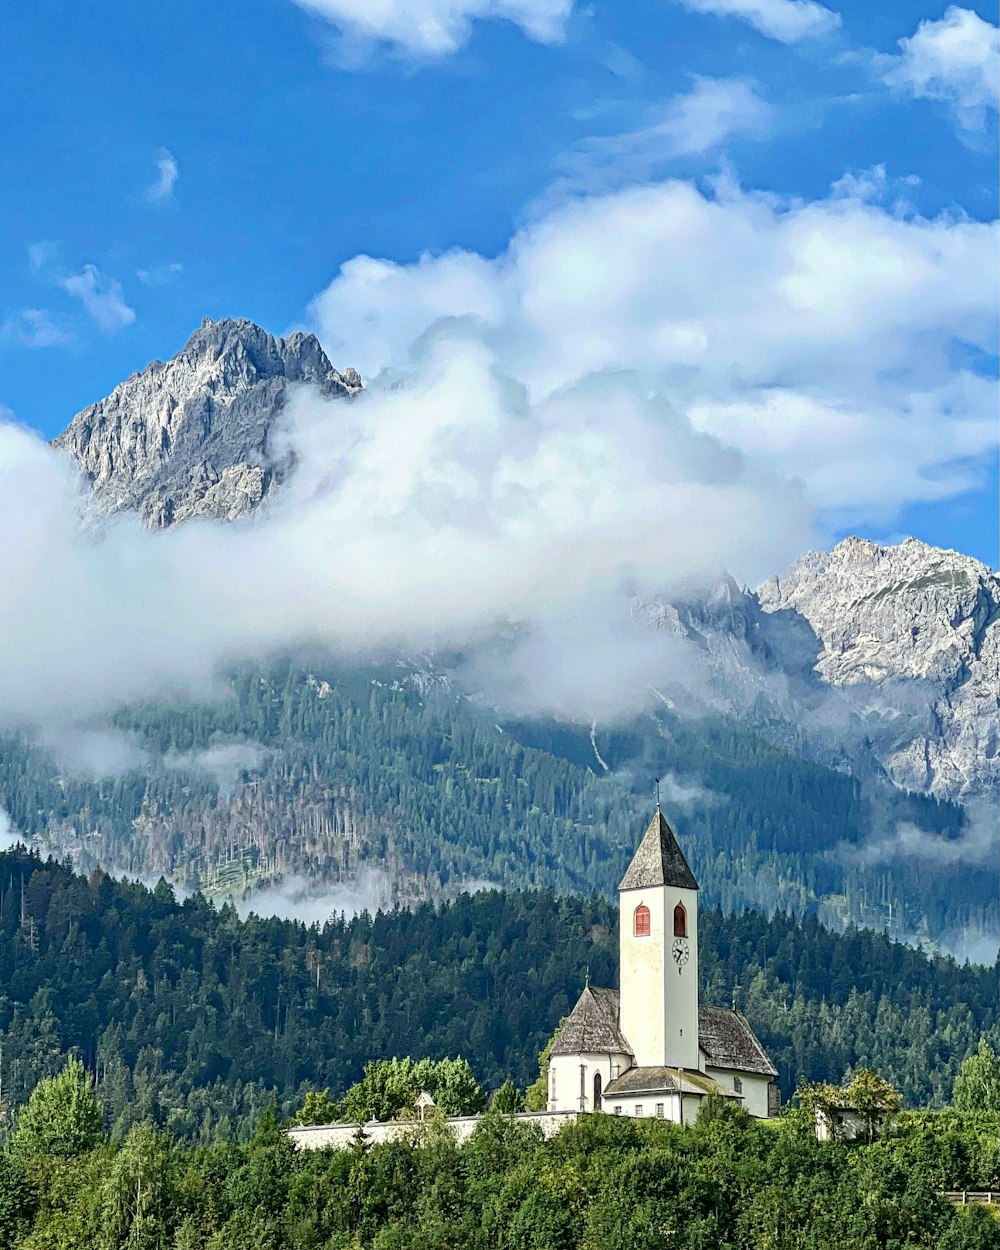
(2, 660, 994, 957)
(0, 849, 993, 1144)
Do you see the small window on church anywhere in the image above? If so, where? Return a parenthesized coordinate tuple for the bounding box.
(634, 904, 651, 937)
(655, 1103, 665, 1118)
(673, 903, 687, 938)
(614, 1106, 622, 1116)
(634, 1104, 644, 1117)
(734, 1076, 743, 1095)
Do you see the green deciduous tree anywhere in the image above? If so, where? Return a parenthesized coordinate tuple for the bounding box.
(294, 1088, 339, 1126)
(9, 1057, 104, 1163)
(952, 1040, 1000, 1113)
(524, 1020, 564, 1112)
(845, 1068, 903, 1144)
(342, 1058, 485, 1123)
(98, 1121, 174, 1250)
(936, 1204, 1000, 1250)
(490, 1080, 525, 1113)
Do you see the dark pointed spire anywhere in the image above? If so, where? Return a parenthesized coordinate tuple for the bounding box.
(618, 808, 698, 892)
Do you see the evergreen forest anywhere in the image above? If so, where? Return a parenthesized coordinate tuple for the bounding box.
(0, 848, 994, 1145)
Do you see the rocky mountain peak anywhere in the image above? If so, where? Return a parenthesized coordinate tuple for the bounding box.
(758, 536, 998, 799)
(53, 317, 361, 527)
(758, 536, 998, 685)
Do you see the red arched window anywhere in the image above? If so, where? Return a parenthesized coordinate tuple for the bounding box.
(673, 903, 687, 938)
(634, 904, 651, 937)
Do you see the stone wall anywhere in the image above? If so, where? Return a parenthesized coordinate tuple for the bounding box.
(288, 1110, 581, 1152)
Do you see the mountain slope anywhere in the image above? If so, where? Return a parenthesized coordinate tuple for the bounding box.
(4, 659, 994, 959)
(53, 317, 361, 526)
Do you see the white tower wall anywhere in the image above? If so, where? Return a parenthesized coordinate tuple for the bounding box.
(619, 883, 700, 1070)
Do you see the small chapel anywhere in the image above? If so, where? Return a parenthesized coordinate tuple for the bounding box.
(547, 803, 778, 1123)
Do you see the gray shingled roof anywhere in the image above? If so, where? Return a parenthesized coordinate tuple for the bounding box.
(603, 1066, 737, 1098)
(550, 985, 634, 1057)
(618, 809, 698, 892)
(698, 1006, 778, 1077)
(552, 988, 777, 1079)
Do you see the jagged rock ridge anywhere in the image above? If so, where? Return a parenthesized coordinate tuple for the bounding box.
(53, 317, 361, 527)
(757, 537, 999, 801)
(647, 537, 998, 802)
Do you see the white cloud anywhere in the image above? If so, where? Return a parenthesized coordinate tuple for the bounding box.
(43, 727, 149, 776)
(309, 175, 997, 525)
(164, 742, 270, 795)
(565, 78, 772, 186)
(61, 265, 136, 335)
(291, 0, 572, 57)
(0, 810, 23, 852)
(881, 7, 999, 128)
(674, 0, 840, 43)
(237, 868, 393, 922)
(3, 309, 74, 349)
(146, 148, 179, 203)
(849, 801, 997, 869)
(0, 166, 995, 738)
(136, 262, 183, 287)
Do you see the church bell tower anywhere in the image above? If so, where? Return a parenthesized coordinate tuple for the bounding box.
(618, 802, 700, 1071)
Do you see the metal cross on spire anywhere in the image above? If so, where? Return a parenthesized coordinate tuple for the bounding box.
(654, 776, 661, 813)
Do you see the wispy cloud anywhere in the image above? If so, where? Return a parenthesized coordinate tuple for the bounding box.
(673, 0, 840, 44)
(3, 309, 74, 349)
(146, 147, 179, 203)
(28, 241, 59, 273)
(136, 262, 183, 287)
(879, 7, 999, 131)
(565, 78, 772, 187)
(291, 0, 573, 59)
(61, 265, 136, 335)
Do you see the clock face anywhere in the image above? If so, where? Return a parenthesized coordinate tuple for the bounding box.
(672, 937, 690, 966)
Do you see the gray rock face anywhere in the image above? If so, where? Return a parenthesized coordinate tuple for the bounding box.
(642, 539, 998, 802)
(757, 537, 999, 801)
(53, 317, 361, 527)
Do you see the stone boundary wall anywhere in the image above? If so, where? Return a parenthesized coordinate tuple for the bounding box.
(288, 1110, 581, 1151)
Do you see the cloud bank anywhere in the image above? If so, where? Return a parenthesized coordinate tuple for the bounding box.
(0, 171, 994, 739)
(0, 342, 809, 735)
(309, 175, 998, 526)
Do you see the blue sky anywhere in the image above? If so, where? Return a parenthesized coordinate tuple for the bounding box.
(1, 0, 997, 566)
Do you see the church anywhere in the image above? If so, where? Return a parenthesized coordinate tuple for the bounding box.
(546, 803, 778, 1123)
(289, 802, 779, 1151)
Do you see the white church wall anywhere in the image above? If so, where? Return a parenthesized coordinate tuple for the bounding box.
(703, 1067, 773, 1118)
(604, 1092, 702, 1124)
(547, 1051, 632, 1113)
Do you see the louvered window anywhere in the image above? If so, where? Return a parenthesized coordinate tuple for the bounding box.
(673, 903, 687, 938)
